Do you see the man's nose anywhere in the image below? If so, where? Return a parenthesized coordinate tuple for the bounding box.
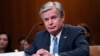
(48, 19, 53, 25)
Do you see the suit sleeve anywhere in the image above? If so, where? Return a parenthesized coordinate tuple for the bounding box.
(58, 30, 89, 56)
(25, 35, 38, 56)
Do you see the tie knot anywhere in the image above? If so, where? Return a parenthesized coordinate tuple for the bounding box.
(53, 37, 57, 41)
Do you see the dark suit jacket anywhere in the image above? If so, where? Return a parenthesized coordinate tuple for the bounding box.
(25, 24, 89, 56)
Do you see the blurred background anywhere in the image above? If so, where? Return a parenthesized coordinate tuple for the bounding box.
(0, 0, 100, 50)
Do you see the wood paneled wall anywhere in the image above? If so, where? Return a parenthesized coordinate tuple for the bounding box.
(0, 0, 100, 50)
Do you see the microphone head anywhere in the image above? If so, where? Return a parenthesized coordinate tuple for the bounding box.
(38, 22, 44, 26)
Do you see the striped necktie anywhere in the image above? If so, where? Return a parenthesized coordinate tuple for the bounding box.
(53, 37, 58, 55)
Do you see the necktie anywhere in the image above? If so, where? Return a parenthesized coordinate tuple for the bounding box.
(53, 37, 58, 55)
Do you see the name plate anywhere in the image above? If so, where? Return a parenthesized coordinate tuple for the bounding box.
(0, 51, 25, 56)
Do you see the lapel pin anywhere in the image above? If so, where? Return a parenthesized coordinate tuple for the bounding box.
(64, 36, 67, 39)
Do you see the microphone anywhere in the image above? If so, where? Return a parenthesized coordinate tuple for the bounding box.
(23, 22, 43, 50)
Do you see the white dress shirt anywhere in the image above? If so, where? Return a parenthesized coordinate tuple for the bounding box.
(50, 30, 62, 56)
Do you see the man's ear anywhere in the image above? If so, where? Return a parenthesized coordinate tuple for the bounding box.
(61, 14, 65, 21)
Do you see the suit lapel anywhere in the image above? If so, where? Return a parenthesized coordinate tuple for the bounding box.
(59, 25, 69, 52)
(43, 32, 50, 51)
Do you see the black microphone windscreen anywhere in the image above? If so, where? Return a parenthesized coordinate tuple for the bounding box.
(39, 22, 44, 26)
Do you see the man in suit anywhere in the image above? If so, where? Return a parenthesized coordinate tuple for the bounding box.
(25, 1, 89, 56)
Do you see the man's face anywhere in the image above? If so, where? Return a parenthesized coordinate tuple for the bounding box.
(41, 7, 64, 35)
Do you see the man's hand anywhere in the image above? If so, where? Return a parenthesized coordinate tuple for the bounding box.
(32, 49, 52, 56)
(32, 54, 40, 56)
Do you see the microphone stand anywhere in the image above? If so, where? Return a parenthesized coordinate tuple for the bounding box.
(23, 22, 43, 51)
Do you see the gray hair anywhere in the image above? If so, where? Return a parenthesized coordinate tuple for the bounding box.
(39, 1, 64, 18)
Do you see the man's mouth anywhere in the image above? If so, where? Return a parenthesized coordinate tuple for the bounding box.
(48, 26, 55, 29)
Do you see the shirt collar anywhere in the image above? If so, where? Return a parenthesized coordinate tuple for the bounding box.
(50, 29, 63, 43)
